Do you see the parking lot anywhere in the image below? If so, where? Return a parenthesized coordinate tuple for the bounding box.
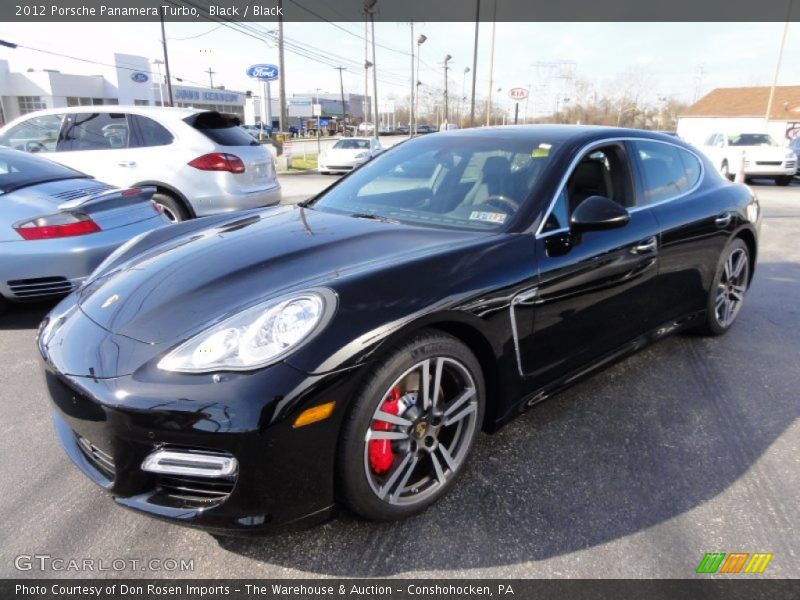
(0, 179, 797, 579)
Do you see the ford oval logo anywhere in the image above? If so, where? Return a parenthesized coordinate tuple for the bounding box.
(246, 64, 279, 81)
(130, 71, 149, 83)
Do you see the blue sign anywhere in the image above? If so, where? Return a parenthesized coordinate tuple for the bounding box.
(246, 64, 279, 82)
(130, 71, 149, 83)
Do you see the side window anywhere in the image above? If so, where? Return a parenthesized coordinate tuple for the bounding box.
(0, 114, 64, 153)
(541, 145, 633, 233)
(131, 115, 174, 147)
(634, 140, 702, 206)
(704, 133, 718, 146)
(58, 113, 129, 152)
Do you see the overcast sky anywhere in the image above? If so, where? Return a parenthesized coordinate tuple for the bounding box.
(1, 21, 798, 115)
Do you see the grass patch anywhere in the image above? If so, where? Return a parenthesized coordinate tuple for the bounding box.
(279, 154, 318, 173)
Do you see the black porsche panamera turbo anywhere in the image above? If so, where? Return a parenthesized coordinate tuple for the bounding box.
(38, 126, 760, 533)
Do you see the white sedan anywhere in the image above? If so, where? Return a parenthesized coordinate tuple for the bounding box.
(318, 138, 383, 174)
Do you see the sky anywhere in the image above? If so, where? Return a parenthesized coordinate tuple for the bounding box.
(1, 20, 798, 117)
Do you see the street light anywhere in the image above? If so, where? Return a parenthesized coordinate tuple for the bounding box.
(443, 54, 452, 125)
(460, 67, 470, 127)
(151, 59, 165, 107)
(413, 34, 427, 136)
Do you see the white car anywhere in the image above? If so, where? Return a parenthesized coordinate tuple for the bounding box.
(0, 106, 281, 221)
(701, 132, 796, 186)
(318, 137, 383, 174)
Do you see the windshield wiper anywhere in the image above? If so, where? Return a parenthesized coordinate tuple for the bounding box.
(351, 212, 400, 224)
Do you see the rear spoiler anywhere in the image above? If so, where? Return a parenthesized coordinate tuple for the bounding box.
(57, 186, 157, 213)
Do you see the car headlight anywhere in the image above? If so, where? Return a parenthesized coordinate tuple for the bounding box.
(157, 290, 335, 373)
(354, 152, 367, 159)
(786, 152, 796, 160)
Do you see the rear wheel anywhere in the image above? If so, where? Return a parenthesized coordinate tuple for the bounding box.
(775, 176, 793, 186)
(338, 331, 485, 521)
(698, 238, 750, 336)
(152, 192, 189, 223)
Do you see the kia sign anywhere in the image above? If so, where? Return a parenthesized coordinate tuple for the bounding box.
(508, 87, 529, 101)
(130, 71, 149, 83)
(246, 64, 279, 82)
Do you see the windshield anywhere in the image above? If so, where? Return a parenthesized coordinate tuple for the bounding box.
(0, 150, 85, 194)
(728, 133, 777, 147)
(334, 139, 371, 150)
(311, 135, 558, 231)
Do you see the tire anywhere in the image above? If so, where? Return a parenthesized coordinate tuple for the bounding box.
(720, 161, 733, 181)
(337, 330, 485, 521)
(697, 238, 750, 336)
(775, 176, 793, 186)
(152, 192, 189, 223)
(0, 295, 7, 317)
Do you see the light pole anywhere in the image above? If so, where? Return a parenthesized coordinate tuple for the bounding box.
(443, 54, 452, 126)
(414, 34, 427, 136)
(277, 0, 288, 133)
(335, 66, 347, 134)
(410, 21, 414, 136)
(485, 0, 497, 126)
(469, 0, 480, 127)
(461, 67, 470, 127)
(364, 0, 379, 140)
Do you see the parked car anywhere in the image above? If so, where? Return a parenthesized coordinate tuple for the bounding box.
(357, 122, 375, 135)
(415, 124, 436, 134)
(39, 127, 759, 533)
(318, 137, 383, 174)
(395, 125, 410, 135)
(241, 124, 273, 141)
(0, 147, 169, 312)
(789, 137, 800, 175)
(0, 107, 281, 222)
(700, 132, 796, 185)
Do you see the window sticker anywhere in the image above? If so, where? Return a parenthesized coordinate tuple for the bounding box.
(469, 211, 507, 224)
(532, 143, 551, 158)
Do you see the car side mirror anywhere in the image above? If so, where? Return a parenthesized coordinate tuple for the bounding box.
(570, 195, 630, 232)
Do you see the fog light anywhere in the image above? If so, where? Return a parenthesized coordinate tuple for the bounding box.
(141, 449, 238, 478)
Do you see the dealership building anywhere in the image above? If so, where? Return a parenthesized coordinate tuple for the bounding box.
(677, 85, 800, 146)
(0, 53, 247, 126)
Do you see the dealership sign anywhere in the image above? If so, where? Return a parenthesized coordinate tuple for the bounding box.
(508, 87, 529, 100)
(130, 71, 149, 83)
(246, 64, 279, 81)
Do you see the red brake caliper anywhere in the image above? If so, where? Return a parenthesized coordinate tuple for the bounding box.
(368, 387, 401, 475)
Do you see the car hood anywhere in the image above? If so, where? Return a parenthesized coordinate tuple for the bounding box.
(76, 205, 482, 344)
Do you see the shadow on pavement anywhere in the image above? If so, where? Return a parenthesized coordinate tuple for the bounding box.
(215, 261, 800, 575)
(0, 300, 56, 331)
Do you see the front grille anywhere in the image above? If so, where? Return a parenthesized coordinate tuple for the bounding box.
(155, 474, 235, 506)
(755, 161, 782, 166)
(327, 165, 354, 170)
(49, 183, 115, 201)
(7, 276, 74, 299)
(76, 436, 116, 479)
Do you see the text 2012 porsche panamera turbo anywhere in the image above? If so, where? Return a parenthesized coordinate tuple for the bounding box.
(38, 126, 760, 533)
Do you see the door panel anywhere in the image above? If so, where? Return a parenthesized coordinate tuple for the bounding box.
(517, 209, 660, 383)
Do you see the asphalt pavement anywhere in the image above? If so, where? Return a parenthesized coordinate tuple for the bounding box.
(0, 180, 797, 579)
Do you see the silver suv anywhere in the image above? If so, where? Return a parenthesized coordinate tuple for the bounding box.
(0, 106, 281, 221)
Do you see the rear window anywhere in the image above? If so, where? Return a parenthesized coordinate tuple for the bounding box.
(0, 150, 86, 194)
(187, 112, 258, 147)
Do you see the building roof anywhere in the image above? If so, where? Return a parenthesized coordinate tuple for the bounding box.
(681, 86, 800, 120)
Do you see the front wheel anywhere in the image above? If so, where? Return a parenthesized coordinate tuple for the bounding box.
(698, 238, 750, 336)
(338, 331, 485, 521)
(775, 176, 793, 186)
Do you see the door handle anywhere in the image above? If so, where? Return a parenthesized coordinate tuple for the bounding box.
(118, 161, 137, 168)
(631, 236, 658, 255)
(715, 212, 732, 228)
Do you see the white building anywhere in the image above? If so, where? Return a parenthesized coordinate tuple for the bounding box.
(0, 53, 247, 126)
(677, 86, 800, 146)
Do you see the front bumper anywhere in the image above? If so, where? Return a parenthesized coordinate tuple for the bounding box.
(318, 160, 365, 173)
(743, 162, 796, 177)
(38, 298, 362, 534)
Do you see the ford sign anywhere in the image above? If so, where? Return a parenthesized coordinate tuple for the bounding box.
(130, 71, 149, 83)
(246, 64, 279, 82)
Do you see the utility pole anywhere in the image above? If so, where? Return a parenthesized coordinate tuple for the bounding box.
(206, 67, 215, 89)
(159, 8, 174, 107)
(335, 66, 347, 133)
(486, 0, 497, 126)
(277, 0, 288, 132)
(443, 54, 452, 125)
(765, 2, 792, 125)
(469, 0, 480, 126)
(410, 21, 414, 136)
(365, 0, 379, 140)
(415, 34, 427, 136)
(364, 15, 370, 124)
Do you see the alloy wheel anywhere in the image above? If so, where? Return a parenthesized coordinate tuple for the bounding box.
(715, 247, 749, 328)
(363, 356, 478, 506)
